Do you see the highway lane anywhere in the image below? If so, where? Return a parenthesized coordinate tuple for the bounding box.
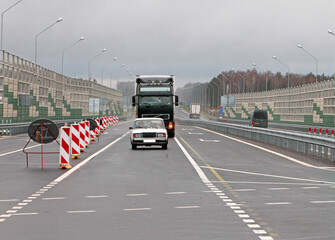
(0, 122, 262, 240)
(0, 120, 334, 239)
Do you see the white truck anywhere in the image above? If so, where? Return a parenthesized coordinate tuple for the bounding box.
(189, 104, 201, 119)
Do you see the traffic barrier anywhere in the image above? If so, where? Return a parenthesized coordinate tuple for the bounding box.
(116, 116, 119, 124)
(108, 116, 112, 127)
(332, 130, 335, 138)
(308, 127, 312, 135)
(79, 122, 86, 152)
(59, 126, 72, 169)
(95, 118, 101, 136)
(71, 123, 80, 159)
(100, 117, 106, 131)
(84, 121, 90, 147)
(90, 129, 95, 142)
(113, 116, 116, 125)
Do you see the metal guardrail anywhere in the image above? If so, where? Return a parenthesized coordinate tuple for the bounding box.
(176, 118, 335, 162)
(0, 116, 129, 136)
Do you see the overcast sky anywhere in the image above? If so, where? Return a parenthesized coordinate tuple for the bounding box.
(1, 0, 334, 87)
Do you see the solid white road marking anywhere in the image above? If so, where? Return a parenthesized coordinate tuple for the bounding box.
(182, 128, 194, 130)
(302, 186, 320, 189)
(42, 197, 66, 200)
(67, 210, 96, 214)
(165, 192, 187, 195)
(85, 195, 109, 198)
(201, 166, 335, 185)
(175, 206, 200, 209)
(310, 200, 335, 204)
(126, 193, 148, 196)
(123, 208, 151, 211)
(188, 132, 203, 135)
(196, 126, 335, 172)
(0, 199, 19, 202)
(265, 202, 292, 205)
(0, 144, 40, 157)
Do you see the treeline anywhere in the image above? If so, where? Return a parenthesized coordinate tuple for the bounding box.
(213, 70, 334, 94)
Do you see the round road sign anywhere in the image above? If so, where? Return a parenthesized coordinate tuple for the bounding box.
(28, 119, 59, 144)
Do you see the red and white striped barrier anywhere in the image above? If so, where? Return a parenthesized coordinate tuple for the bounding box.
(113, 116, 116, 125)
(71, 123, 80, 159)
(95, 118, 101, 136)
(100, 117, 105, 131)
(116, 116, 119, 124)
(59, 126, 72, 169)
(79, 122, 86, 152)
(84, 121, 90, 147)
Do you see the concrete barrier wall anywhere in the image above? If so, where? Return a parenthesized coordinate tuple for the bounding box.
(0, 51, 123, 123)
(221, 80, 335, 127)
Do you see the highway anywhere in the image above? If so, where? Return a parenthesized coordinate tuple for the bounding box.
(0, 117, 335, 239)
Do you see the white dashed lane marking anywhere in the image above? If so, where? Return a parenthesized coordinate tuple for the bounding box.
(175, 206, 200, 209)
(126, 193, 148, 196)
(165, 192, 186, 195)
(67, 210, 96, 214)
(42, 197, 66, 200)
(85, 195, 109, 198)
(265, 202, 292, 205)
(0, 199, 19, 202)
(302, 186, 320, 189)
(123, 208, 151, 211)
(233, 189, 255, 192)
(310, 200, 335, 204)
(269, 188, 289, 191)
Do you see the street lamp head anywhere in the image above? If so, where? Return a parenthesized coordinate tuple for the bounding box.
(80, 37, 85, 41)
(121, 64, 125, 67)
(113, 57, 117, 61)
(252, 63, 256, 66)
(273, 56, 277, 59)
(57, 18, 63, 23)
(102, 48, 107, 52)
(297, 44, 302, 48)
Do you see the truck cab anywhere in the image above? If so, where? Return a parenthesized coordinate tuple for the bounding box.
(132, 75, 179, 137)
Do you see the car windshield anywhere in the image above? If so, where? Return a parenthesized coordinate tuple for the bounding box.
(134, 119, 164, 129)
(139, 96, 172, 105)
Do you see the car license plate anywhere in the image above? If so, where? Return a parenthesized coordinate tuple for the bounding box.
(254, 122, 259, 124)
(144, 139, 155, 143)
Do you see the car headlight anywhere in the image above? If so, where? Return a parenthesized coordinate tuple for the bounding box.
(133, 133, 143, 138)
(157, 133, 166, 137)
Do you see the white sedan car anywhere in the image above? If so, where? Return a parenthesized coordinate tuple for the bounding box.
(129, 118, 168, 149)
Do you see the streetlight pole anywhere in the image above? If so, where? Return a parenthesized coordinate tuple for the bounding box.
(297, 44, 318, 83)
(110, 64, 125, 88)
(272, 56, 290, 88)
(252, 63, 268, 91)
(101, 57, 117, 84)
(88, 48, 107, 80)
(221, 73, 231, 94)
(232, 68, 246, 93)
(328, 30, 335, 37)
(35, 18, 63, 65)
(61, 37, 84, 75)
(1, 0, 23, 50)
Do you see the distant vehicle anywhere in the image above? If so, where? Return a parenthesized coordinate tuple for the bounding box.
(129, 118, 168, 150)
(189, 104, 201, 119)
(249, 110, 268, 128)
(132, 75, 179, 137)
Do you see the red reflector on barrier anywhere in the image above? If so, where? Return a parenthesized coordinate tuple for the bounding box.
(319, 129, 322, 133)
(314, 128, 317, 133)
(332, 130, 334, 135)
(308, 128, 311, 132)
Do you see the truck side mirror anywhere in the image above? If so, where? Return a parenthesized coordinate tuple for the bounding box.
(132, 96, 135, 106)
(175, 96, 179, 106)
